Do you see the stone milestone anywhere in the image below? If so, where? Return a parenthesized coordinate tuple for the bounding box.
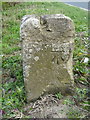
(20, 14, 75, 102)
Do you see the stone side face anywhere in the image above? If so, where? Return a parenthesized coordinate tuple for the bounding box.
(20, 14, 75, 102)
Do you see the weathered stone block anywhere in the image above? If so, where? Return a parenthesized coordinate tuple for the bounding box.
(20, 14, 75, 102)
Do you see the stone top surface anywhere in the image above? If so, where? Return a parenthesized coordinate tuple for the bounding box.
(40, 14, 72, 20)
(20, 14, 75, 43)
(21, 14, 73, 24)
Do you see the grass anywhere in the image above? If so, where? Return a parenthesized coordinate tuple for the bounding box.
(1, 2, 89, 118)
(67, 108, 83, 118)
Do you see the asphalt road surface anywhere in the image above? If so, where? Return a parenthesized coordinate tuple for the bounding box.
(63, 2, 89, 10)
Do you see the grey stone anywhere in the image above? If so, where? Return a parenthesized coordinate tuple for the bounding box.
(20, 14, 75, 102)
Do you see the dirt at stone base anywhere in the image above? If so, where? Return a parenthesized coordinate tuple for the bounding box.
(23, 94, 89, 118)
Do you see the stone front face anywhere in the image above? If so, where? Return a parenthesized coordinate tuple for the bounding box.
(20, 14, 75, 102)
